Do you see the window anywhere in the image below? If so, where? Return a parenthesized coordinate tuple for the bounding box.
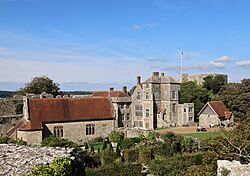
(135, 105, 143, 116)
(139, 122, 143, 128)
(125, 104, 129, 109)
(136, 91, 141, 99)
(189, 117, 193, 121)
(188, 107, 193, 112)
(86, 124, 95, 135)
(121, 114, 125, 120)
(145, 122, 149, 129)
(184, 108, 186, 112)
(172, 103, 176, 112)
(54, 126, 63, 138)
(171, 91, 176, 99)
(145, 92, 149, 99)
(126, 114, 130, 120)
(146, 109, 149, 117)
(120, 104, 124, 109)
(134, 121, 138, 127)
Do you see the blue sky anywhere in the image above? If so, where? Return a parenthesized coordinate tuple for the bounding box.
(0, 0, 250, 91)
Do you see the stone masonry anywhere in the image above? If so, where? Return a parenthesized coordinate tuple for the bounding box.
(0, 144, 74, 176)
(217, 160, 250, 176)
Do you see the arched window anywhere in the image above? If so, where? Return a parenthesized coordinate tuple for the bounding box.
(86, 124, 95, 135)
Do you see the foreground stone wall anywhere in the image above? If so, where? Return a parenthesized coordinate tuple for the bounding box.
(0, 144, 74, 176)
(217, 160, 250, 176)
(0, 98, 23, 135)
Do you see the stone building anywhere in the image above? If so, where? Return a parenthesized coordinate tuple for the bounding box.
(131, 72, 194, 130)
(181, 73, 228, 85)
(92, 87, 132, 129)
(198, 101, 233, 128)
(17, 96, 115, 144)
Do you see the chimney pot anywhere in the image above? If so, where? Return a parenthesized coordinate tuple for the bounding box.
(122, 86, 127, 94)
(110, 87, 114, 91)
(137, 76, 141, 84)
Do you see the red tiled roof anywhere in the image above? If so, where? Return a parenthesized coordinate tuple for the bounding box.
(208, 101, 232, 119)
(20, 97, 114, 130)
(92, 91, 129, 98)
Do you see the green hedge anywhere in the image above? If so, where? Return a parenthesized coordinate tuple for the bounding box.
(123, 148, 139, 163)
(0, 136, 27, 145)
(41, 136, 79, 149)
(86, 163, 144, 176)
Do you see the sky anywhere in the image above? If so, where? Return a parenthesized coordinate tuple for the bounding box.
(1, 0, 250, 91)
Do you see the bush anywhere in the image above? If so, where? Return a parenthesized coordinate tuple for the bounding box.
(41, 136, 79, 149)
(101, 148, 117, 166)
(0, 136, 27, 145)
(108, 131, 124, 143)
(146, 132, 156, 141)
(138, 147, 154, 164)
(30, 157, 84, 176)
(123, 148, 139, 163)
(120, 137, 142, 150)
(86, 162, 144, 176)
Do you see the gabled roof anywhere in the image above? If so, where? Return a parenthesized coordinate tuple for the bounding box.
(19, 97, 114, 130)
(198, 101, 232, 119)
(92, 91, 129, 98)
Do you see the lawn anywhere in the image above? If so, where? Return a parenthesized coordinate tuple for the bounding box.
(179, 131, 225, 140)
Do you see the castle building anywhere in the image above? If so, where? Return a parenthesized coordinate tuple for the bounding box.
(181, 73, 228, 85)
(131, 72, 194, 130)
(91, 87, 132, 129)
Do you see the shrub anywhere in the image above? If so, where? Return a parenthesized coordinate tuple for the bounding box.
(102, 140, 107, 150)
(123, 148, 139, 163)
(146, 132, 156, 141)
(120, 137, 142, 150)
(108, 131, 124, 143)
(101, 149, 117, 166)
(30, 157, 84, 176)
(86, 163, 144, 176)
(0, 136, 27, 145)
(138, 147, 154, 164)
(163, 132, 176, 140)
(41, 136, 79, 149)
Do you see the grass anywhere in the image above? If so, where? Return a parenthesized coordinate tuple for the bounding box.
(179, 131, 225, 140)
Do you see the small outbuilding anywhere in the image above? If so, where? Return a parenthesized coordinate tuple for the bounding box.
(198, 101, 233, 128)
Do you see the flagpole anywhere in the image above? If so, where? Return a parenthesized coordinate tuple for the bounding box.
(181, 51, 183, 82)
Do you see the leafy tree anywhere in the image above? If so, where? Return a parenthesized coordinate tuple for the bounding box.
(203, 75, 226, 94)
(218, 79, 250, 119)
(108, 131, 124, 143)
(180, 81, 210, 120)
(18, 76, 60, 96)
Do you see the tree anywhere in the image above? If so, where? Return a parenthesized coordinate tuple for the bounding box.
(180, 81, 210, 120)
(218, 79, 250, 119)
(203, 75, 226, 94)
(18, 76, 60, 96)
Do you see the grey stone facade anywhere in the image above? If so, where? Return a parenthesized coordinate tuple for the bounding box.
(131, 72, 194, 130)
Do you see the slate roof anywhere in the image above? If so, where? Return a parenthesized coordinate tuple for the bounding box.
(19, 97, 114, 130)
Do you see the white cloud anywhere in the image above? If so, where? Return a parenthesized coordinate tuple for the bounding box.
(213, 56, 231, 63)
(236, 60, 250, 68)
(130, 23, 157, 31)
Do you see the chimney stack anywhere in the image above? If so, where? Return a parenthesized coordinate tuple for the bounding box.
(152, 72, 159, 77)
(122, 86, 127, 94)
(137, 76, 141, 84)
(161, 72, 165, 77)
(110, 87, 114, 91)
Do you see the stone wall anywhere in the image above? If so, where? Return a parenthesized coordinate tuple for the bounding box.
(0, 144, 74, 176)
(217, 160, 250, 176)
(0, 98, 23, 135)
